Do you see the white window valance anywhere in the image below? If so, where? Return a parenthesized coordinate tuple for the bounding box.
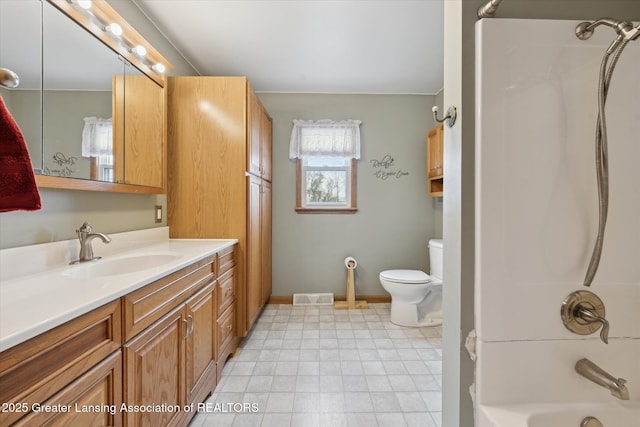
(81, 117, 113, 158)
(289, 119, 362, 159)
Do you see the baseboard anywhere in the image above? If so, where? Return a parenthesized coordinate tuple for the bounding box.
(267, 294, 390, 305)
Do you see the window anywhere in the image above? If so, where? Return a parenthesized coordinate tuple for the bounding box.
(289, 119, 361, 213)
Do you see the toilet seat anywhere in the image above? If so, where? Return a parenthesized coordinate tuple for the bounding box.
(380, 269, 430, 284)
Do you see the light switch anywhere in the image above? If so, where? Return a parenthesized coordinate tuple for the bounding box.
(155, 205, 163, 223)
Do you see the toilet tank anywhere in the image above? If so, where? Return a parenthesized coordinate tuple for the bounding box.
(428, 239, 443, 280)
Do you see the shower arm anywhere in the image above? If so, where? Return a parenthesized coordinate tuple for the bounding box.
(477, 0, 503, 19)
(576, 19, 640, 49)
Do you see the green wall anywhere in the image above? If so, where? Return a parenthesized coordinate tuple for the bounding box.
(260, 92, 441, 297)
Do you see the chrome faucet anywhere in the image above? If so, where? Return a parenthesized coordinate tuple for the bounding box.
(575, 358, 630, 400)
(70, 222, 111, 264)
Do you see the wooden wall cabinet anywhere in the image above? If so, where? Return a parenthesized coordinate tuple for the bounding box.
(427, 123, 444, 197)
(113, 75, 166, 188)
(168, 76, 273, 337)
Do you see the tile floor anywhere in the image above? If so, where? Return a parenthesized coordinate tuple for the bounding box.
(189, 303, 442, 427)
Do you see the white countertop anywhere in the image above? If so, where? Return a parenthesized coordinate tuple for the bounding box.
(0, 227, 237, 352)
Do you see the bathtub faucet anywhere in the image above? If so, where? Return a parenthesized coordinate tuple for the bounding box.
(575, 358, 629, 400)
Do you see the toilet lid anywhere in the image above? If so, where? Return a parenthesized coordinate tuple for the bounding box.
(380, 269, 430, 284)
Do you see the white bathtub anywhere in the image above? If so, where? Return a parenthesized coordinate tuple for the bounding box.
(479, 402, 640, 427)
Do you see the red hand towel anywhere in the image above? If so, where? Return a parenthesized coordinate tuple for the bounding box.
(0, 96, 42, 212)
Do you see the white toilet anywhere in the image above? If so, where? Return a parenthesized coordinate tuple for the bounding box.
(379, 239, 443, 327)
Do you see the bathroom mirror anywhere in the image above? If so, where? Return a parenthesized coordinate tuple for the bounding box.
(42, 0, 124, 182)
(0, 0, 43, 170)
(0, 0, 170, 194)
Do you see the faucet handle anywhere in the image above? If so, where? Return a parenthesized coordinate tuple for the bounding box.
(576, 306, 609, 344)
(77, 222, 93, 233)
(561, 290, 610, 344)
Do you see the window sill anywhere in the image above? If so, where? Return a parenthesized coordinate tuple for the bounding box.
(295, 207, 358, 214)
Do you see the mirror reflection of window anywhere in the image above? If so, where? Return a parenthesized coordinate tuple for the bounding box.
(82, 116, 114, 181)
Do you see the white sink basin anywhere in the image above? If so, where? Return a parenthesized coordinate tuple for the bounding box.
(62, 253, 182, 278)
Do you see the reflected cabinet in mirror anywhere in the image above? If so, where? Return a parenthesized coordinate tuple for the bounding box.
(0, 0, 171, 194)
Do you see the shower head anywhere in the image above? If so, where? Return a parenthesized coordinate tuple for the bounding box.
(0, 68, 20, 89)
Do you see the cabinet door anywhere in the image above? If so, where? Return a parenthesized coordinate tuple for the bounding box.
(123, 305, 186, 427)
(112, 73, 165, 188)
(246, 175, 262, 329)
(427, 123, 444, 197)
(247, 87, 262, 176)
(427, 123, 444, 178)
(185, 282, 217, 406)
(216, 305, 236, 366)
(261, 180, 272, 305)
(261, 110, 272, 182)
(15, 351, 122, 427)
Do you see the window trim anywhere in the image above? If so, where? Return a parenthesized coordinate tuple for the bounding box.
(295, 158, 358, 214)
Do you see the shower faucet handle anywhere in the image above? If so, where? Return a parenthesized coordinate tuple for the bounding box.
(575, 305, 609, 344)
(561, 290, 610, 344)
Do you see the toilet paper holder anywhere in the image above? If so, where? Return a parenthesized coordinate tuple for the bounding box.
(335, 257, 368, 310)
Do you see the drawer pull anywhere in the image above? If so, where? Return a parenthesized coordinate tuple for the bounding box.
(183, 318, 189, 339)
(187, 315, 195, 337)
(227, 324, 233, 331)
(183, 315, 195, 339)
(226, 287, 233, 295)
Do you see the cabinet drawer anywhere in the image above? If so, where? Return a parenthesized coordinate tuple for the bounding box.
(0, 300, 121, 427)
(217, 244, 236, 275)
(14, 350, 123, 427)
(123, 255, 215, 341)
(216, 267, 236, 315)
(216, 305, 236, 356)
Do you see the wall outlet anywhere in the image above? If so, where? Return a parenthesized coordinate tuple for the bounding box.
(155, 205, 163, 223)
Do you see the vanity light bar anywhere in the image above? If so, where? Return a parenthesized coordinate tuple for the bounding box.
(53, 0, 172, 87)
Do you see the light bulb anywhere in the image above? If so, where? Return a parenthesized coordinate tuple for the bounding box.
(152, 63, 166, 74)
(76, 0, 92, 9)
(105, 23, 123, 37)
(132, 45, 147, 57)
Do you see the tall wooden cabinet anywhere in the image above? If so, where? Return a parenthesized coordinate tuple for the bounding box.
(168, 77, 272, 336)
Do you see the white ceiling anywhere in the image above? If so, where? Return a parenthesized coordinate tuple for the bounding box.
(134, 0, 444, 95)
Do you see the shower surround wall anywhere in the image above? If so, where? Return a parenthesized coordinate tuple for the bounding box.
(474, 19, 639, 424)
